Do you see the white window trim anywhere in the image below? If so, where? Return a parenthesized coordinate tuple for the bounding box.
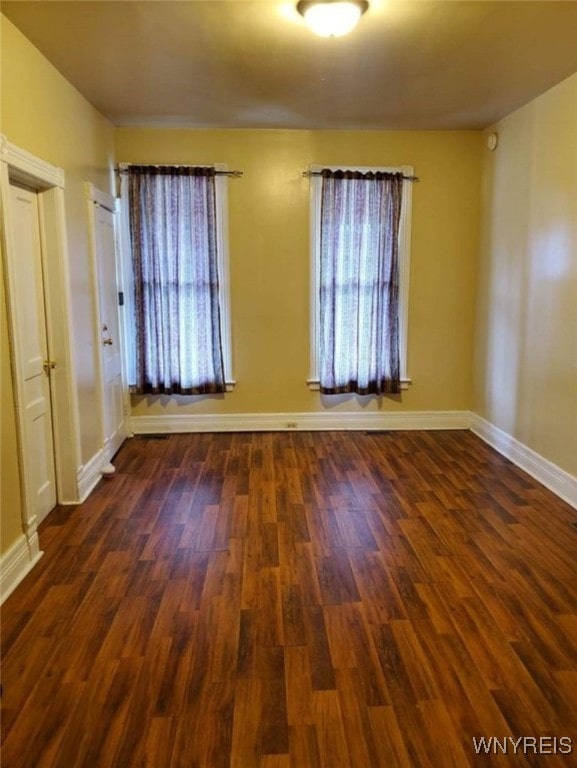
(307, 164, 413, 392)
(214, 163, 235, 391)
(117, 162, 235, 393)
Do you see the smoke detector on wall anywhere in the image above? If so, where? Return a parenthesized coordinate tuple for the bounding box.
(487, 132, 499, 151)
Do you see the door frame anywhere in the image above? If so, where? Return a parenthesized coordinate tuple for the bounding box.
(0, 135, 82, 558)
(84, 182, 129, 466)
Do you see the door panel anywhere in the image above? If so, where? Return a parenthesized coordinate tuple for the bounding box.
(9, 182, 57, 522)
(95, 204, 126, 459)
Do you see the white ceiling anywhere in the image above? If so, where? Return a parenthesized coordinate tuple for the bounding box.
(3, 0, 577, 130)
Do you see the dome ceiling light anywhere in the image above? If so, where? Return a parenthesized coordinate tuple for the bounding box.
(296, 0, 369, 37)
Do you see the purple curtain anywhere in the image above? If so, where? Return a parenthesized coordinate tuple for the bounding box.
(319, 169, 403, 395)
(128, 165, 225, 395)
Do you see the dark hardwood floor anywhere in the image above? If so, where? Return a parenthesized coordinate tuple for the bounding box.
(1, 430, 576, 767)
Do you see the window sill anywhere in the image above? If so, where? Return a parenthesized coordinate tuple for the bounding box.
(307, 378, 412, 392)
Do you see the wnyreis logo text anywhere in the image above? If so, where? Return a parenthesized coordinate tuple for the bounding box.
(472, 736, 573, 755)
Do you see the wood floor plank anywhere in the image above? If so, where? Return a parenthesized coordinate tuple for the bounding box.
(2, 430, 576, 767)
(311, 689, 351, 767)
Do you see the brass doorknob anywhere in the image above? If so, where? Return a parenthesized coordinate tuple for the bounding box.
(43, 360, 57, 372)
(103, 338, 114, 346)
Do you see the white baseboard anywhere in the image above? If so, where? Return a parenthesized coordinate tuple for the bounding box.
(0, 533, 43, 605)
(131, 409, 471, 434)
(470, 413, 577, 509)
(131, 409, 576, 509)
(75, 447, 107, 503)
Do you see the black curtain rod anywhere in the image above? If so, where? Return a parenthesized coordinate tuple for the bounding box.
(115, 164, 243, 178)
(303, 170, 419, 182)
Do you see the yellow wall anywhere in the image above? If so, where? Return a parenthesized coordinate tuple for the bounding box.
(0, 15, 115, 553)
(474, 72, 577, 476)
(116, 128, 483, 416)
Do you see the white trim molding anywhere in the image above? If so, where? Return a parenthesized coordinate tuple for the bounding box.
(0, 534, 43, 605)
(131, 409, 470, 435)
(84, 181, 116, 212)
(470, 413, 577, 510)
(0, 134, 64, 189)
(75, 447, 110, 504)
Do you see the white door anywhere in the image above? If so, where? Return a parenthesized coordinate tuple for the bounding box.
(9, 182, 57, 523)
(95, 203, 126, 460)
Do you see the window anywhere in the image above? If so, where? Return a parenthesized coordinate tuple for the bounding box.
(120, 164, 234, 395)
(308, 165, 413, 394)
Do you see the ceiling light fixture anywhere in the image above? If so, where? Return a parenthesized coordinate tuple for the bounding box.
(297, 0, 369, 37)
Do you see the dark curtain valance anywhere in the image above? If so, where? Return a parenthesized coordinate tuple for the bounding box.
(126, 165, 217, 178)
(320, 169, 405, 182)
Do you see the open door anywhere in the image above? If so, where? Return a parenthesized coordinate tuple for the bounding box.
(86, 184, 127, 470)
